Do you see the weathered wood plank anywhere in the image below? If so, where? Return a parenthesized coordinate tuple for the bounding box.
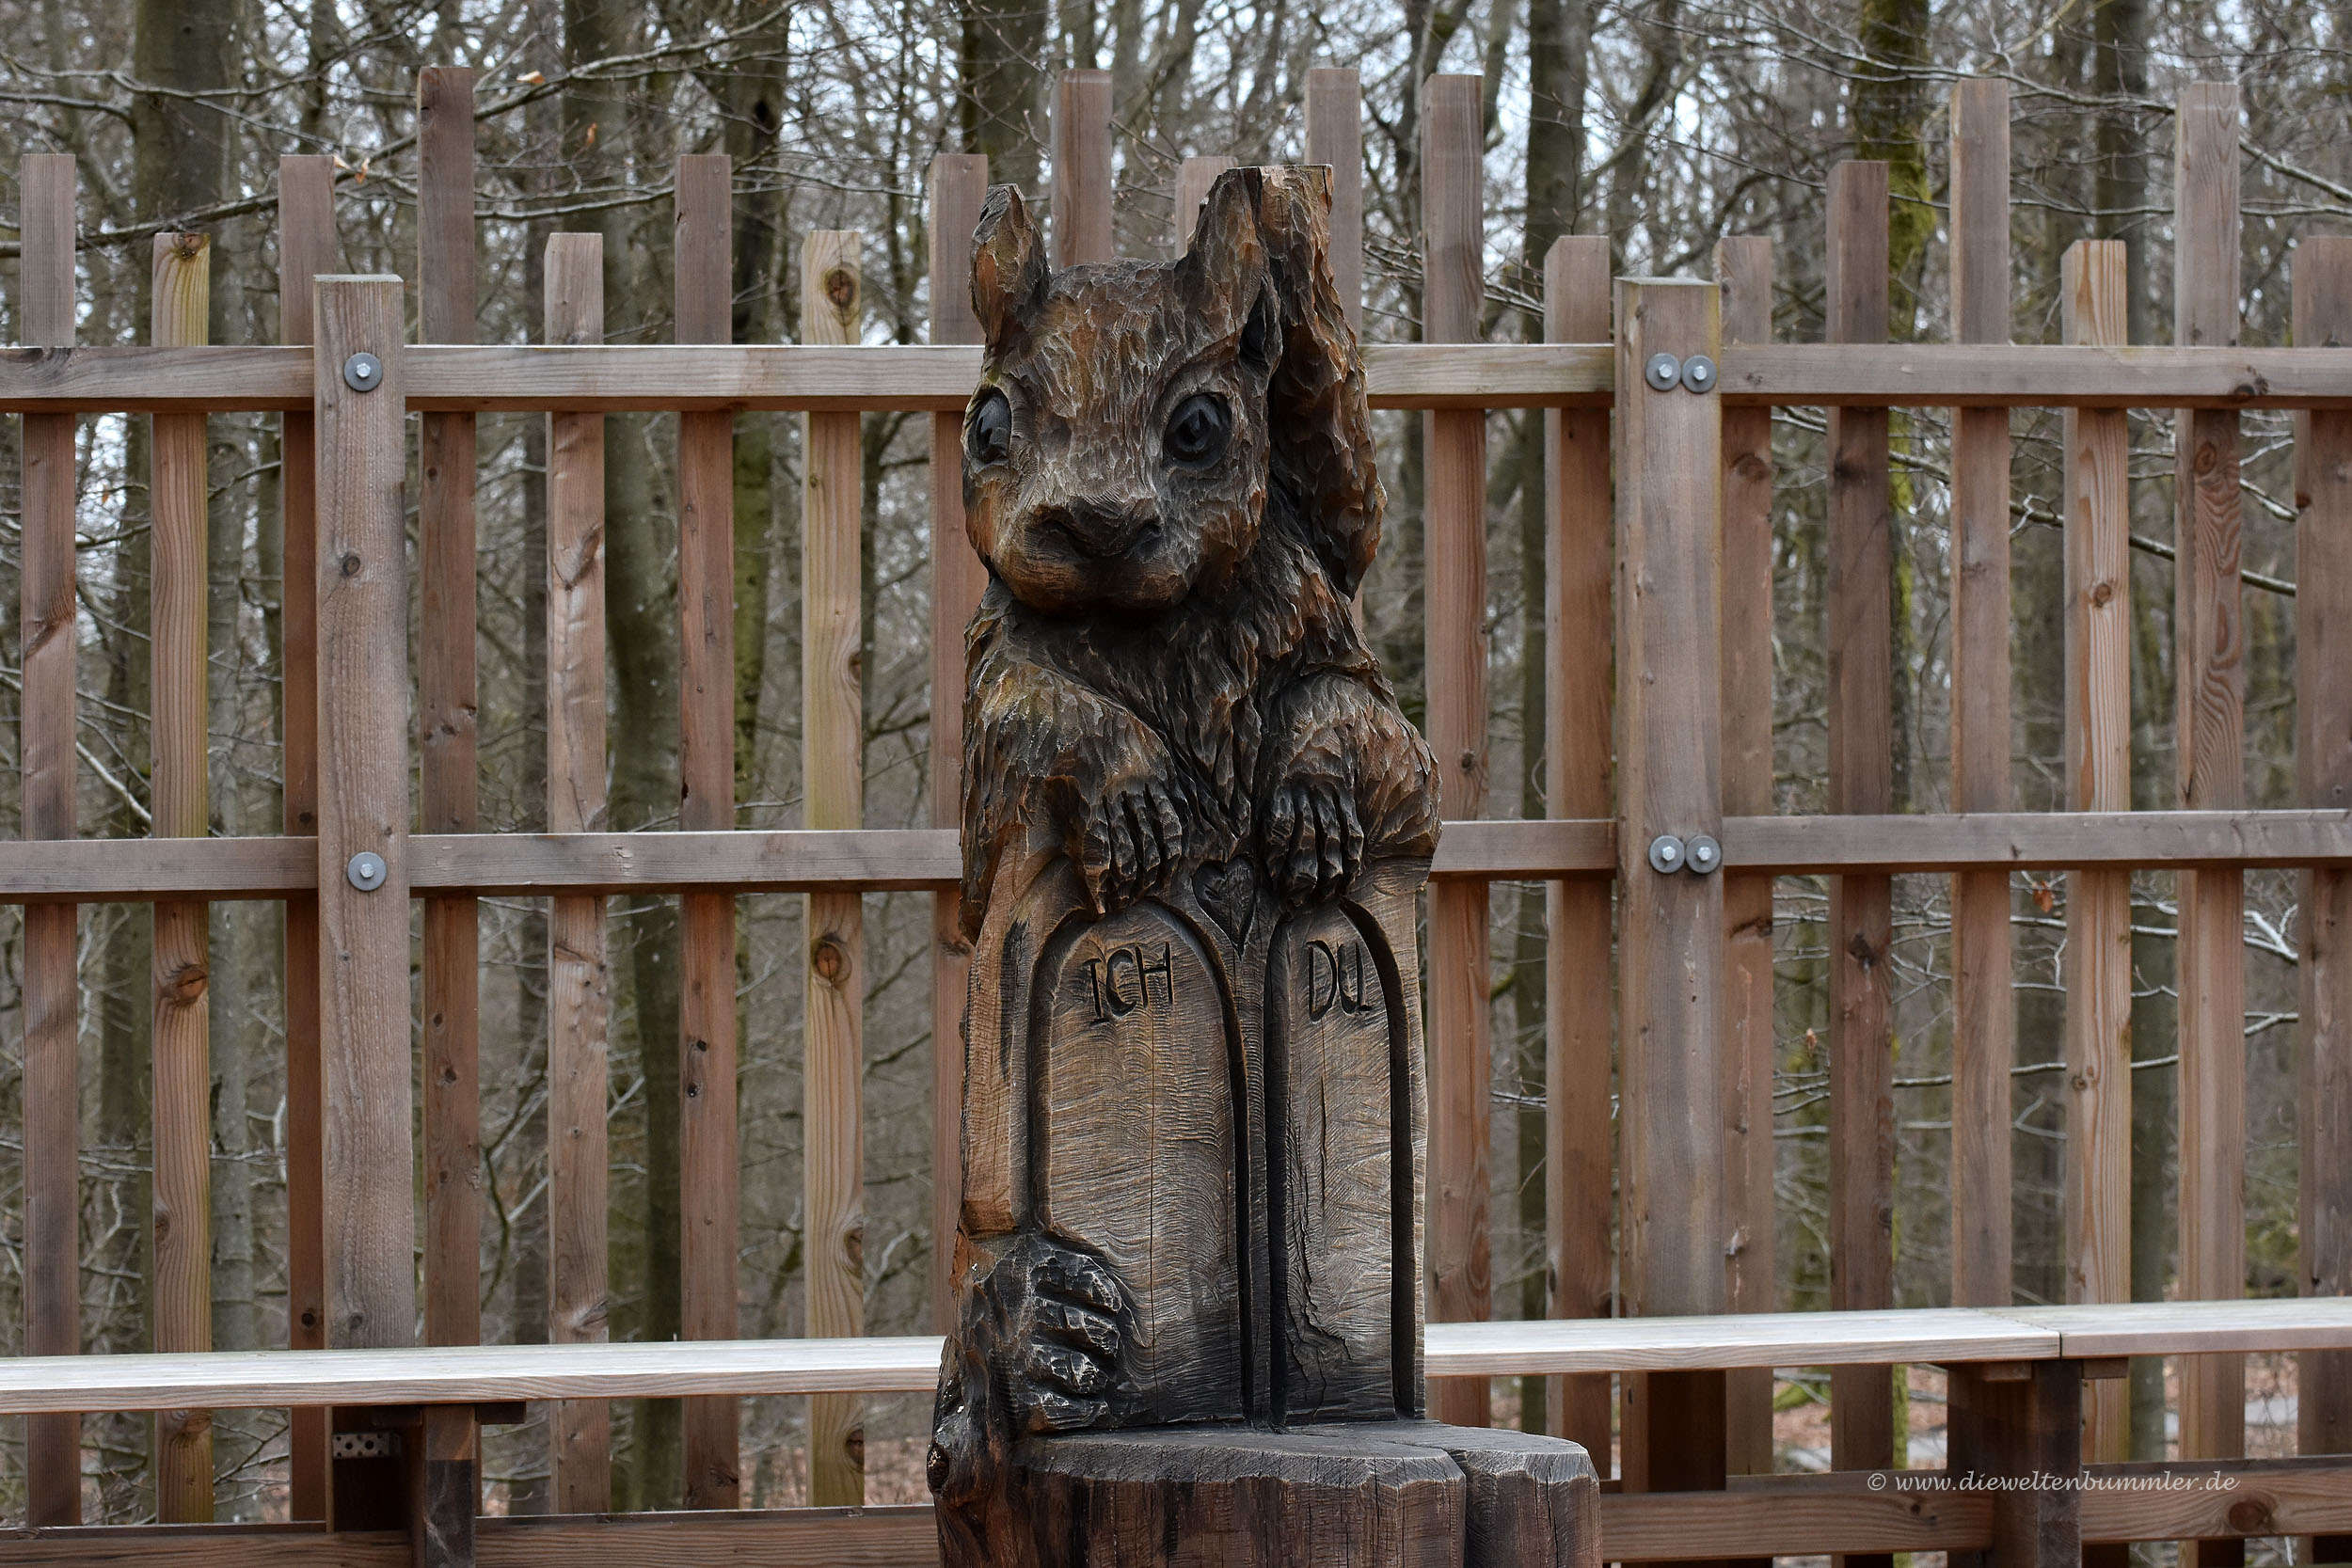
(2173, 87, 2248, 1544)
(1613, 276, 1728, 1503)
(314, 275, 416, 1370)
(0, 341, 1616, 412)
(802, 228, 867, 1508)
(1051, 70, 1113, 266)
(927, 152, 988, 1336)
(17, 151, 79, 1528)
(1304, 69, 1363, 336)
(1948, 79, 2014, 1316)
(36, 339, 2352, 415)
(1421, 71, 1492, 1431)
(417, 64, 484, 1367)
(1824, 162, 1897, 1511)
(1547, 236, 1615, 1464)
(1948, 1359, 2082, 1566)
(2295, 234, 2352, 1561)
(2060, 239, 2135, 1469)
(1599, 1489, 1991, 1560)
(1714, 233, 1774, 1488)
(276, 152, 336, 1525)
(673, 150, 742, 1512)
(150, 232, 215, 1525)
(543, 232, 612, 1514)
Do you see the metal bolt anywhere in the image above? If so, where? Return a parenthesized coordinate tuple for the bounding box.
(346, 850, 388, 892)
(1685, 833, 1723, 875)
(1680, 354, 1718, 393)
(1644, 352, 1682, 392)
(1646, 834, 1686, 875)
(342, 351, 383, 392)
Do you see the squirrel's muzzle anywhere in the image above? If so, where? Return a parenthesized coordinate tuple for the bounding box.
(1035, 497, 1164, 561)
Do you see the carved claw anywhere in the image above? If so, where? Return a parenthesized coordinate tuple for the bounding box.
(1263, 778, 1366, 906)
(998, 1237, 1129, 1434)
(1076, 777, 1186, 917)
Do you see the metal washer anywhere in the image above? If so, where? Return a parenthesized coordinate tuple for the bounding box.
(342, 351, 383, 392)
(1680, 354, 1718, 393)
(1644, 352, 1682, 392)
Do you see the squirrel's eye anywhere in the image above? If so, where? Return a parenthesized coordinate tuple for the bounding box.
(1163, 393, 1230, 467)
(967, 391, 1011, 467)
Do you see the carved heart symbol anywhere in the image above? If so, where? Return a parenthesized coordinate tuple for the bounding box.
(1193, 860, 1258, 946)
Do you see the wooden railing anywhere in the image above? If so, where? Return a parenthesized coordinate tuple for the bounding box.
(3, 59, 2350, 1567)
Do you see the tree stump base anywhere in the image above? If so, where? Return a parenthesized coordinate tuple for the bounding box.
(971, 1420, 1597, 1568)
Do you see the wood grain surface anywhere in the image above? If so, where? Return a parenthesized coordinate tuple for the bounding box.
(801, 227, 868, 1508)
(1303, 69, 1363, 334)
(673, 150, 743, 1511)
(543, 232, 612, 1513)
(1421, 71, 1493, 1430)
(1050, 70, 1112, 267)
(17, 151, 79, 1528)
(1171, 157, 1233, 250)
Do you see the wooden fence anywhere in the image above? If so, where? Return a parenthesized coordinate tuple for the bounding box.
(1, 59, 2350, 1561)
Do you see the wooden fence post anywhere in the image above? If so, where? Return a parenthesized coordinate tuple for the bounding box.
(18, 150, 79, 1528)
(674, 150, 741, 1511)
(1421, 71, 1491, 1431)
(2295, 233, 2352, 1567)
(544, 232, 612, 1514)
(2173, 87, 2247, 1565)
(278, 150, 338, 1526)
(313, 278, 414, 1330)
(1172, 156, 1234, 251)
(1613, 275, 1727, 1510)
(803, 228, 867, 1508)
(1715, 232, 1775, 1493)
(417, 65, 484, 1365)
(1824, 163, 1896, 1533)
(1949, 77, 2015, 1313)
(2061, 238, 2133, 1471)
(1545, 234, 1615, 1464)
(930, 152, 990, 1338)
(151, 230, 214, 1525)
(1304, 68, 1363, 337)
(1052, 69, 1113, 266)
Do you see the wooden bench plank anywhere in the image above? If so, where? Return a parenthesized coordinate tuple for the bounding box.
(1991, 1298, 2352, 1355)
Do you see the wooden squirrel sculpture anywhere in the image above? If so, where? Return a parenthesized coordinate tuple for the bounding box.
(930, 166, 1587, 1567)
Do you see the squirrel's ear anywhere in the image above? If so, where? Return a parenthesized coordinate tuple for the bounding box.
(1252, 166, 1384, 599)
(1180, 167, 1271, 341)
(970, 185, 1048, 343)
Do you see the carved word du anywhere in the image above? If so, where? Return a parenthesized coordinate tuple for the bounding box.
(1303, 939, 1370, 1021)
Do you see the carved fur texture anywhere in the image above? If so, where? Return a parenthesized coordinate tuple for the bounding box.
(957, 165, 1438, 935)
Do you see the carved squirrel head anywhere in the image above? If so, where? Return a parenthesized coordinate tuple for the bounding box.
(962, 166, 1381, 619)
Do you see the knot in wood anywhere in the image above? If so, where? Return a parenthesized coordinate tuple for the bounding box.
(2194, 441, 2222, 476)
(824, 266, 858, 319)
(2090, 580, 2115, 608)
(162, 958, 208, 1006)
(812, 937, 850, 982)
(341, 551, 363, 578)
(2226, 1496, 2272, 1534)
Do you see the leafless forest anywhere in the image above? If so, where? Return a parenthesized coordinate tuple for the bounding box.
(0, 0, 2344, 1528)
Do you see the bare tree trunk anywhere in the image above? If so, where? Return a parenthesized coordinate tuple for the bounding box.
(961, 0, 1047, 191)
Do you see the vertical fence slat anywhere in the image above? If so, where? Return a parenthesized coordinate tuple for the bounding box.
(277, 152, 337, 1524)
(314, 274, 414, 1338)
(1052, 70, 1113, 267)
(1715, 232, 1774, 1486)
(928, 152, 989, 1337)
(1948, 78, 2015, 1316)
(544, 232, 612, 1513)
(2295, 234, 2352, 1563)
(150, 232, 214, 1524)
(673, 150, 741, 1512)
(1305, 68, 1363, 337)
(1172, 156, 1234, 251)
(18, 151, 79, 1528)
(2062, 239, 2133, 1465)
(417, 63, 484, 1358)
(1614, 275, 1728, 1498)
(803, 229, 867, 1508)
(1823, 162, 1896, 1515)
(1545, 234, 1614, 1464)
(2173, 85, 2248, 1533)
(1421, 71, 1490, 1430)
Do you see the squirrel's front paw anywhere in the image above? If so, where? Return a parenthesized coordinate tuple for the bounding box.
(1262, 776, 1367, 906)
(993, 1233, 1130, 1434)
(1065, 752, 1187, 918)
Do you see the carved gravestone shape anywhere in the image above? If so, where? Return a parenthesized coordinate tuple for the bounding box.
(929, 166, 1597, 1567)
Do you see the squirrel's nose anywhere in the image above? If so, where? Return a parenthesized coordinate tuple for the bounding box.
(1036, 498, 1162, 560)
